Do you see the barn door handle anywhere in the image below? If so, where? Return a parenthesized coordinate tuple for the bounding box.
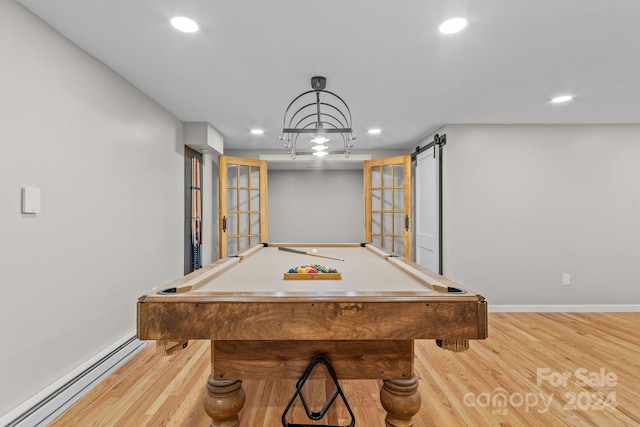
(405, 215, 410, 231)
(222, 216, 227, 233)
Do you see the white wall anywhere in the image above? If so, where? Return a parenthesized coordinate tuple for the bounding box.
(440, 124, 640, 306)
(0, 1, 184, 417)
(268, 170, 364, 243)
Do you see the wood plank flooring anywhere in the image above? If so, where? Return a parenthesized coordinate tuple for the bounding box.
(50, 313, 640, 426)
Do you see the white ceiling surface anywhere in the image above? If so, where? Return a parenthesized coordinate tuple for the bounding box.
(17, 0, 640, 153)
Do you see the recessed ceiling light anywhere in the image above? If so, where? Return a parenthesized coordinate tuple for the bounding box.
(250, 129, 264, 135)
(368, 129, 381, 135)
(170, 17, 199, 33)
(551, 95, 573, 104)
(439, 17, 467, 34)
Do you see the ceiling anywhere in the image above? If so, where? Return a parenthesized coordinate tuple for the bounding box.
(16, 0, 640, 154)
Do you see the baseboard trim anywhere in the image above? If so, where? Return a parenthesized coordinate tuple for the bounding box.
(490, 304, 640, 313)
(1, 332, 145, 427)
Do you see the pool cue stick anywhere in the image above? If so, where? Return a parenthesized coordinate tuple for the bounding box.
(195, 158, 199, 245)
(195, 158, 201, 267)
(197, 159, 202, 265)
(191, 158, 197, 270)
(278, 246, 344, 261)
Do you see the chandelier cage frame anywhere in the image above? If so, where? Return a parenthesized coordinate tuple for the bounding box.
(279, 76, 356, 159)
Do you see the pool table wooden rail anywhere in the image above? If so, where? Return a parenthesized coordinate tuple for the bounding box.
(138, 297, 486, 341)
(141, 242, 478, 297)
(137, 244, 487, 342)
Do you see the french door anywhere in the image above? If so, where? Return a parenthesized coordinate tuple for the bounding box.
(364, 155, 412, 257)
(219, 156, 268, 257)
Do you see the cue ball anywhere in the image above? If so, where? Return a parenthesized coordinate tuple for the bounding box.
(311, 248, 318, 254)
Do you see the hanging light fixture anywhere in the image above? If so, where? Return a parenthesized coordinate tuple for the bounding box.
(279, 76, 356, 159)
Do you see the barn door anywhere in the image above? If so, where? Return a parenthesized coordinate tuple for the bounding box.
(219, 156, 268, 257)
(364, 155, 412, 257)
(415, 147, 440, 273)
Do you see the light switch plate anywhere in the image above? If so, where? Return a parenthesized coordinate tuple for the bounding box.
(22, 186, 41, 214)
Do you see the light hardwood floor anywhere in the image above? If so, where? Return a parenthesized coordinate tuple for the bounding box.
(51, 313, 640, 426)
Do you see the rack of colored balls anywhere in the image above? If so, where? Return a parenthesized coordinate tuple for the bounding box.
(288, 264, 338, 274)
(283, 263, 341, 280)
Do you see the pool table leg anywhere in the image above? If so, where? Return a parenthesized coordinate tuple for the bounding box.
(380, 374, 421, 427)
(203, 376, 245, 427)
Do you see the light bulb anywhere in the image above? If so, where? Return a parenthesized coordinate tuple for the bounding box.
(310, 134, 330, 144)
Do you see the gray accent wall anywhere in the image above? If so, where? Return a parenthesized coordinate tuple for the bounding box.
(268, 170, 364, 243)
(0, 1, 183, 417)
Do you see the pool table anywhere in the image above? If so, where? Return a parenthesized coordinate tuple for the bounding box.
(137, 243, 488, 426)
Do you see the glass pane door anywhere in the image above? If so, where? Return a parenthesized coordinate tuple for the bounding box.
(219, 156, 267, 257)
(364, 156, 411, 257)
